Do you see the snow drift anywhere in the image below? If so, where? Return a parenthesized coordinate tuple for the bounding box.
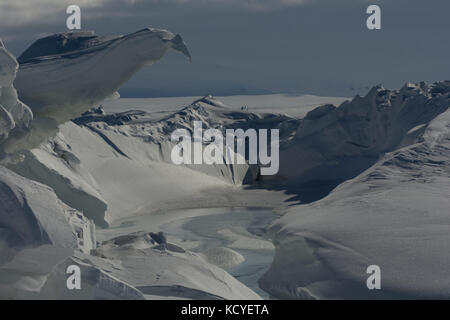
(260, 81, 450, 299)
(25, 230, 260, 300)
(89, 231, 261, 300)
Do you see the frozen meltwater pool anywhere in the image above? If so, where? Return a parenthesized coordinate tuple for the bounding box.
(97, 207, 277, 299)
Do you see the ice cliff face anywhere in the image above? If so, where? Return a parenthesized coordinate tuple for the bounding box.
(0, 28, 198, 299)
(0, 41, 82, 299)
(0, 41, 33, 149)
(2, 28, 190, 155)
(277, 81, 450, 186)
(8, 97, 286, 225)
(261, 83, 450, 299)
(15, 29, 190, 124)
(0, 165, 95, 299)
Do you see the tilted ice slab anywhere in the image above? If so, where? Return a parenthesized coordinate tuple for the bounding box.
(0, 162, 132, 300)
(15, 28, 190, 123)
(21, 252, 147, 300)
(0, 40, 33, 148)
(8, 133, 110, 227)
(260, 83, 450, 299)
(1, 37, 103, 299)
(0, 165, 95, 299)
(3, 29, 190, 155)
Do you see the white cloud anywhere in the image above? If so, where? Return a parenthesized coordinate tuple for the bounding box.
(129, 0, 309, 11)
(0, 0, 107, 27)
(0, 0, 311, 27)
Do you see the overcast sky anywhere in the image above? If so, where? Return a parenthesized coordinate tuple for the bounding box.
(1, 0, 449, 97)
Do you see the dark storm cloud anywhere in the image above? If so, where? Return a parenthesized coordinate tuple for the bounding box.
(1, 0, 449, 97)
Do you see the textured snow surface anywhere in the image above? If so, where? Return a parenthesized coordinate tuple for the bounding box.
(0, 165, 94, 298)
(1, 29, 263, 300)
(277, 82, 450, 186)
(10, 97, 289, 225)
(261, 85, 450, 299)
(7, 81, 450, 299)
(89, 231, 261, 300)
(21, 231, 261, 300)
(15, 28, 190, 124)
(0, 41, 95, 299)
(203, 247, 245, 269)
(3, 25, 450, 300)
(0, 41, 33, 148)
(2, 28, 189, 155)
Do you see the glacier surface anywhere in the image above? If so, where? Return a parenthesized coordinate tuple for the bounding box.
(2, 24, 450, 300)
(260, 82, 450, 299)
